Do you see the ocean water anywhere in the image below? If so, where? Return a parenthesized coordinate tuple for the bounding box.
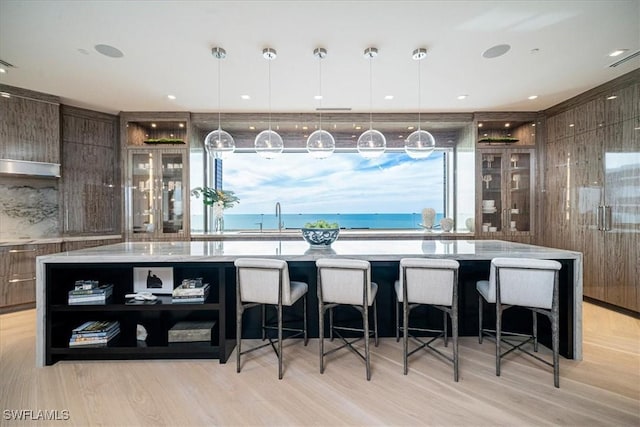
(219, 213, 445, 231)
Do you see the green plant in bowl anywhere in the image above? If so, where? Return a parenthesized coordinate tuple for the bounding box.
(304, 219, 339, 229)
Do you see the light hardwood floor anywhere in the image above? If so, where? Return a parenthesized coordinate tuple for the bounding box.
(1, 303, 638, 426)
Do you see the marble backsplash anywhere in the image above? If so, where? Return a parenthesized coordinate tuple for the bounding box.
(0, 177, 59, 239)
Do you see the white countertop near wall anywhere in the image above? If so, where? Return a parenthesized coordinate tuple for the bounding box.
(38, 239, 581, 263)
(0, 235, 122, 247)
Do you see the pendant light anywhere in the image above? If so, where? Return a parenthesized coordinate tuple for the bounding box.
(254, 48, 284, 159)
(307, 47, 335, 159)
(204, 47, 235, 160)
(405, 48, 435, 159)
(357, 47, 386, 159)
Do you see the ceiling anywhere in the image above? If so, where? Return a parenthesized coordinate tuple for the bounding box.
(0, 0, 638, 115)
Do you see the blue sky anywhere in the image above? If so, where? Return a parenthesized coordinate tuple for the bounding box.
(221, 152, 445, 214)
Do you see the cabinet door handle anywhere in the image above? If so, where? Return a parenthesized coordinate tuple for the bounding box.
(596, 205, 604, 230)
(603, 205, 612, 231)
(8, 277, 36, 283)
(9, 248, 37, 253)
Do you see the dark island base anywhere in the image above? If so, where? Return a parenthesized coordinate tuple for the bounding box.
(44, 259, 573, 365)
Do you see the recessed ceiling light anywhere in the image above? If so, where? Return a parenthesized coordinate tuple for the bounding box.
(302, 126, 308, 130)
(167, 95, 176, 100)
(355, 126, 362, 130)
(249, 126, 255, 130)
(179, 123, 184, 128)
(569, 124, 575, 127)
(407, 126, 414, 130)
(384, 95, 394, 100)
(151, 123, 157, 128)
(504, 123, 510, 128)
(314, 95, 323, 100)
(482, 44, 511, 59)
(478, 123, 483, 128)
(607, 95, 617, 100)
(609, 49, 628, 57)
(241, 95, 251, 100)
(94, 44, 124, 58)
(528, 95, 538, 100)
(0, 92, 10, 98)
(457, 95, 468, 100)
(0, 67, 6, 74)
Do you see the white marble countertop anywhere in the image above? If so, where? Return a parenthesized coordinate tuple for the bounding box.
(192, 229, 475, 240)
(39, 239, 581, 263)
(0, 235, 122, 247)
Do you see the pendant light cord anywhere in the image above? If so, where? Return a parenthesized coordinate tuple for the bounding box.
(217, 54, 221, 131)
(369, 55, 373, 131)
(318, 55, 323, 131)
(417, 57, 421, 131)
(268, 57, 272, 131)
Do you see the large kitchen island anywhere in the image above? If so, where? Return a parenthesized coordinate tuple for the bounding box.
(36, 239, 583, 367)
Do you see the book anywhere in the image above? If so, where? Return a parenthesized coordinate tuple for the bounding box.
(171, 296, 206, 304)
(172, 282, 210, 297)
(68, 284, 113, 296)
(68, 295, 111, 305)
(72, 320, 120, 334)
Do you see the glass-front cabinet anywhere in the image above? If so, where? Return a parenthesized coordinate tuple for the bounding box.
(126, 149, 187, 239)
(122, 114, 190, 240)
(477, 147, 534, 241)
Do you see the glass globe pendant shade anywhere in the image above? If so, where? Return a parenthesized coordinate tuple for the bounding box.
(357, 129, 386, 159)
(204, 128, 235, 160)
(405, 129, 435, 159)
(254, 129, 284, 159)
(306, 129, 335, 159)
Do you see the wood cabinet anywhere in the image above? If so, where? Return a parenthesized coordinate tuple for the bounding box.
(60, 106, 120, 234)
(0, 84, 60, 163)
(122, 114, 190, 240)
(0, 243, 60, 311)
(543, 73, 639, 313)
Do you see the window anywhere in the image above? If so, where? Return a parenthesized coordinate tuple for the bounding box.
(206, 151, 449, 230)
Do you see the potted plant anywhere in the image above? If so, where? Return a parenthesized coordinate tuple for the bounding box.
(191, 187, 239, 233)
(301, 219, 340, 247)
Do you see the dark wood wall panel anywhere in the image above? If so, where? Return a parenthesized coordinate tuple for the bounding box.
(61, 107, 120, 234)
(0, 84, 60, 163)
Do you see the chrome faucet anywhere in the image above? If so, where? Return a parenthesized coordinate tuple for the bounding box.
(275, 202, 284, 232)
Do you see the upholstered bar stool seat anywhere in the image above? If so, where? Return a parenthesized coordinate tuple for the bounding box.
(316, 258, 379, 380)
(477, 257, 562, 387)
(395, 258, 460, 380)
(235, 258, 308, 380)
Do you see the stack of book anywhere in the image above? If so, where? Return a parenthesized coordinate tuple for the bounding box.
(69, 320, 120, 348)
(68, 281, 113, 305)
(172, 279, 210, 304)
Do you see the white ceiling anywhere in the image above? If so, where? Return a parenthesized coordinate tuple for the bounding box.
(0, 0, 638, 115)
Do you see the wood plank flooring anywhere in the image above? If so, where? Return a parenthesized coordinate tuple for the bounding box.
(1, 302, 638, 426)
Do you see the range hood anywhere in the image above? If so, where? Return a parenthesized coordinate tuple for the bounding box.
(0, 159, 60, 178)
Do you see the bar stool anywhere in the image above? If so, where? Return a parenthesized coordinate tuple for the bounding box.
(316, 258, 378, 380)
(477, 257, 562, 387)
(234, 258, 308, 380)
(395, 258, 460, 381)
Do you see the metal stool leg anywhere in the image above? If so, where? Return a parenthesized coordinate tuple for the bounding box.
(373, 299, 379, 347)
(303, 294, 308, 346)
(395, 298, 400, 342)
(319, 299, 325, 374)
(443, 311, 448, 347)
(329, 307, 334, 341)
(403, 298, 409, 375)
(533, 311, 539, 352)
(261, 304, 266, 340)
(363, 302, 371, 381)
(277, 303, 283, 380)
(496, 302, 502, 377)
(236, 306, 243, 373)
(452, 309, 459, 382)
(478, 294, 484, 344)
(552, 309, 560, 388)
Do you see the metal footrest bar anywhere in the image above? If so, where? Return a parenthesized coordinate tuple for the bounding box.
(407, 334, 455, 365)
(482, 330, 553, 367)
(323, 329, 367, 363)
